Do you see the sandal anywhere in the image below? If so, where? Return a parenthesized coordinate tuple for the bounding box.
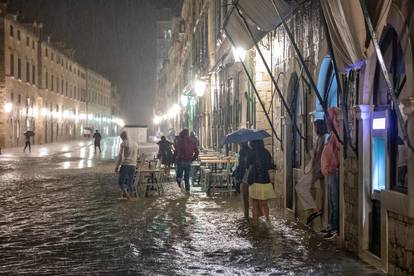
(306, 211, 323, 225)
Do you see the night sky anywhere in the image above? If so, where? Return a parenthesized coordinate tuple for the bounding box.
(8, 0, 182, 125)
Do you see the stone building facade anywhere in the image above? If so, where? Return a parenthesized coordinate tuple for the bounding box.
(155, 0, 414, 274)
(0, 8, 119, 149)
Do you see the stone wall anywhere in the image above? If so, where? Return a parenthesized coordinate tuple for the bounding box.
(388, 212, 414, 275)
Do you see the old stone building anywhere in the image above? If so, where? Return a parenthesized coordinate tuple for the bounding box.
(85, 69, 112, 136)
(0, 7, 119, 149)
(155, 0, 414, 274)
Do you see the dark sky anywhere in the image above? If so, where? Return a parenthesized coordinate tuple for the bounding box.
(8, 0, 182, 125)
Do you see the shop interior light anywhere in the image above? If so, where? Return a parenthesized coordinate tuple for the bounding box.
(194, 80, 206, 97)
(4, 102, 12, 113)
(232, 46, 247, 62)
(372, 117, 386, 130)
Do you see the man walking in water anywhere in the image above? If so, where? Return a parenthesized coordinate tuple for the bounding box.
(93, 130, 102, 153)
(115, 131, 139, 199)
(175, 129, 198, 194)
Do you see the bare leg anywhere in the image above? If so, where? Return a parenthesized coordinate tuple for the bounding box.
(240, 182, 249, 219)
(260, 200, 270, 221)
(252, 199, 260, 224)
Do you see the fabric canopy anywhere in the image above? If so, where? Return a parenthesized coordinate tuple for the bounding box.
(223, 0, 297, 50)
(320, 0, 392, 71)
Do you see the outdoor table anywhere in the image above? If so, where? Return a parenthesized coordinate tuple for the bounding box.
(136, 168, 163, 197)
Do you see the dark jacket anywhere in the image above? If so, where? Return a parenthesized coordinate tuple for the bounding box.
(93, 132, 102, 142)
(176, 130, 199, 163)
(246, 148, 274, 184)
(157, 140, 173, 165)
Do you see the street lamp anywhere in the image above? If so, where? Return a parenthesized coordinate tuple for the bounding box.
(180, 95, 189, 107)
(194, 80, 206, 97)
(153, 115, 162, 125)
(232, 46, 247, 62)
(4, 102, 13, 113)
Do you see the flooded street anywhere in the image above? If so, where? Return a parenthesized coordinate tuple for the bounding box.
(0, 139, 382, 275)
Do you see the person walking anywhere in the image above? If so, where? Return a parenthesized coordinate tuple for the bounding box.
(23, 132, 31, 153)
(93, 130, 102, 153)
(321, 108, 340, 239)
(157, 136, 174, 173)
(175, 129, 199, 193)
(233, 142, 251, 219)
(115, 131, 139, 199)
(295, 119, 327, 225)
(246, 140, 276, 224)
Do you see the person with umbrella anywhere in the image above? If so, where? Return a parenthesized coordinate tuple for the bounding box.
(222, 128, 272, 222)
(246, 139, 276, 224)
(23, 130, 34, 153)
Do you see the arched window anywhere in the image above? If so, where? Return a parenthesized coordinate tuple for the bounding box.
(315, 56, 338, 120)
(373, 24, 407, 193)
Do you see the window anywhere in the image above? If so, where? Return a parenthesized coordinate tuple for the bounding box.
(26, 61, 30, 82)
(17, 58, 21, 79)
(45, 47, 48, 57)
(61, 79, 64, 93)
(18, 94, 21, 104)
(32, 65, 36, 85)
(9, 25, 14, 37)
(26, 36, 30, 47)
(57, 76, 59, 93)
(45, 71, 49, 89)
(11, 92, 14, 102)
(315, 56, 338, 119)
(10, 53, 14, 76)
(373, 25, 407, 194)
(51, 52, 54, 61)
(65, 81, 68, 96)
(32, 40, 35, 49)
(17, 30, 20, 40)
(51, 74, 54, 91)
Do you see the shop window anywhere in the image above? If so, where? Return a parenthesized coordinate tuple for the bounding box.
(373, 25, 407, 194)
(315, 56, 338, 119)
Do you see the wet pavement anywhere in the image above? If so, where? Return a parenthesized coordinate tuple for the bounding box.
(0, 138, 383, 275)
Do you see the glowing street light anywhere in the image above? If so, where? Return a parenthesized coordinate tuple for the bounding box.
(153, 115, 162, 125)
(4, 102, 13, 113)
(232, 46, 247, 62)
(180, 95, 189, 107)
(194, 80, 206, 97)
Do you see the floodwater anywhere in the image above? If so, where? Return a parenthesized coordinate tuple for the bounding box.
(0, 139, 382, 275)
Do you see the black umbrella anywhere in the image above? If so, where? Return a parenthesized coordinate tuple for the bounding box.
(24, 130, 35, 136)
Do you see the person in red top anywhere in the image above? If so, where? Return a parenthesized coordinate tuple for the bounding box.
(320, 108, 340, 240)
(175, 129, 199, 193)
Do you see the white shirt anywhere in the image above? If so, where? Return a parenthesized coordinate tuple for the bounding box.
(116, 140, 139, 167)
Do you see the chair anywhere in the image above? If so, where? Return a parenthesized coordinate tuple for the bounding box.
(137, 170, 164, 197)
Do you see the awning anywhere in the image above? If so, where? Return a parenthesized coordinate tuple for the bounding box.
(320, 0, 392, 71)
(223, 0, 298, 50)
